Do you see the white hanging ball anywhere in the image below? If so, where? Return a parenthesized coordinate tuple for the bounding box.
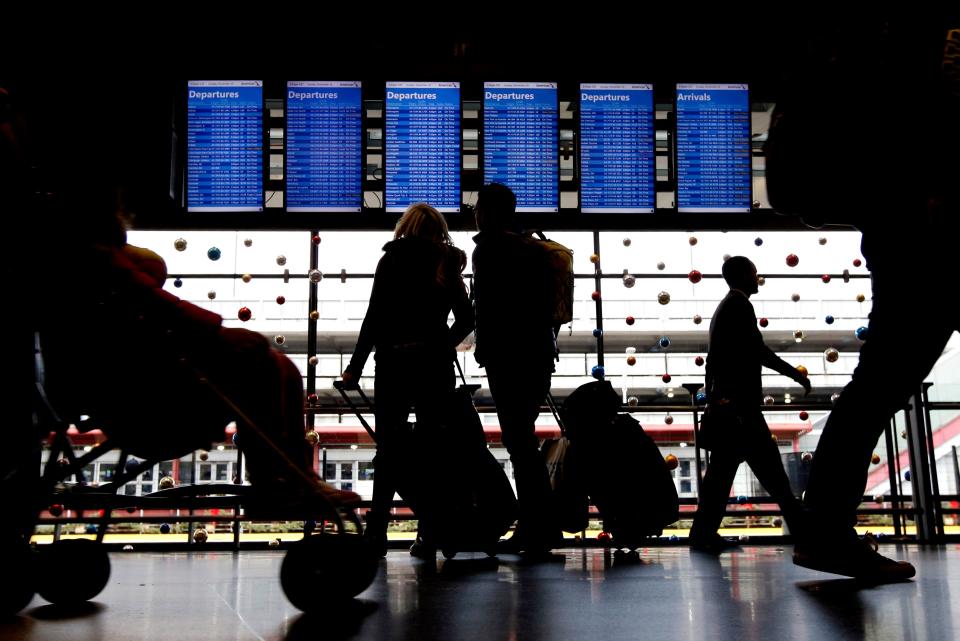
(174, 238, 187, 252)
(625, 346, 637, 355)
(274, 335, 285, 346)
(824, 347, 840, 363)
(831, 393, 841, 403)
(623, 275, 636, 288)
(763, 395, 775, 405)
(309, 269, 323, 283)
(627, 396, 639, 407)
(276, 255, 287, 266)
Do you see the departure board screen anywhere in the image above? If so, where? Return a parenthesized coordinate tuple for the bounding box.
(385, 82, 461, 213)
(187, 80, 263, 212)
(579, 83, 656, 213)
(483, 82, 558, 212)
(675, 83, 751, 212)
(286, 81, 362, 212)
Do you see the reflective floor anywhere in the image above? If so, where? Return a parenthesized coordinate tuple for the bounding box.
(3, 544, 959, 641)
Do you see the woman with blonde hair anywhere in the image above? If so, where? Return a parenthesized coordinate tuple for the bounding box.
(342, 203, 473, 557)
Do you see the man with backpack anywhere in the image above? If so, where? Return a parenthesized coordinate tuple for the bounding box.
(471, 182, 564, 556)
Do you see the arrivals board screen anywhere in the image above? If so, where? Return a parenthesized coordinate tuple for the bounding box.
(483, 82, 558, 212)
(675, 83, 751, 213)
(286, 81, 363, 212)
(187, 80, 263, 212)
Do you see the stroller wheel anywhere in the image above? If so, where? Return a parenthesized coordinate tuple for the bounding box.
(280, 534, 378, 612)
(0, 542, 36, 615)
(36, 539, 111, 605)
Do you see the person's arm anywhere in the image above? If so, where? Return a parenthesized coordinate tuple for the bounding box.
(343, 253, 389, 381)
(122, 244, 167, 287)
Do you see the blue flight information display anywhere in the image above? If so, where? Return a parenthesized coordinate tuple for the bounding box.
(579, 83, 656, 213)
(286, 81, 363, 212)
(187, 80, 263, 212)
(385, 82, 461, 213)
(675, 83, 751, 212)
(483, 82, 558, 212)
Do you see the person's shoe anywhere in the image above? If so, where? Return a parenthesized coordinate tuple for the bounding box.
(793, 534, 915, 582)
(409, 537, 437, 560)
(689, 534, 741, 555)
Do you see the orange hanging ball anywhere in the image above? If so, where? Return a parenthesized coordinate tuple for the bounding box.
(664, 454, 679, 470)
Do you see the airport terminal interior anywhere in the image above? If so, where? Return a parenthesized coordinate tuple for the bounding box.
(4, 14, 959, 641)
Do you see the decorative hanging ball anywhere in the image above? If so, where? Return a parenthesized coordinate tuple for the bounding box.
(193, 528, 208, 543)
(871, 453, 881, 465)
(623, 238, 632, 247)
(723, 254, 732, 262)
(199, 450, 209, 461)
(831, 393, 841, 403)
(237, 307, 252, 322)
(821, 274, 831, 283)
(773, 517, 783, 527)
(874, 494, 885, 504)
(819, 237, 827, 245)
(662, 373, 672, 383)
(625, 346, 637, 355)
(658, 291, 671, 305)
(276, 295, 286, 305)
(626, 316, 635, 325)
(306, 431, 320, 445)
(49, 504, 64, 517)
(159, 476, 175, 490)
(274, 335, 285, 346)
(597, 531, 612, 542)
(665, 415, 675, 426)
(244, 238, 253, 247)
(269, 538, 281, 548)
(207, 290, 216, 300)
(309, 269, 323, 283)
(174, 238, 187, 252)
(696, 391, 708, 404)
(695, 356, 705, 367)
(759, 318, 769, 328)
(627, 396, 639, 407)
(657, 261, 666, 271)
(664, 454, 679, 469)
(307, 393, 319, 404)
(276, 255, 287, 266)
(855, 326, 869, 341)
(764, 395, 775, 405)
(757, 276, 766, 286)
(312, 235, 321, 245)
(623, 275, 636, 288)
(241, 273, 252, 283)
(754, 237, 763, 246)
(792, 293, 801, 302)
(626, 356, 637, 366)
(591, 291, 601, 301)
(309, 310, 319, 320)
(593, 328, 603, 338)
(853, 258, 862, 267)
(856, 293, 866, 303)
(904, 470, 912, 482)
(794, 330, 805, 341)
(207, 247, 221, 261)
(688, 236, 698, 246)
(693, 314, 703, 324)
(659, 336, 671, 348)
(160, 523, 171, 534)
(786, 254, 799, 267)
(796, 364, 809, 377)
(589, 253, 600, 264)
(801, 452, 813, 463)
(799, 411, 809, 421)
(174, 278, 183, 288)
(308, 356, 319, 366)
(591, 365, 605, 379)
(824, 347, 839, 363)
(688, 269, 702, 284)
(825, 315, 835, 324)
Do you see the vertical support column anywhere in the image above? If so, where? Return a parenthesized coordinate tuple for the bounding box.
(904, 388, 936, 542)
(592, 231, 604, 371)
(307, 231, 320, 474)
(920, 383, 943, 539)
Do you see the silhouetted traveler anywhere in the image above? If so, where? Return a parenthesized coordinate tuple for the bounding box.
(690, 256, 811, 554)
(342, 203, 473, 557)
(471, 182, 560, 555)
(766, 13, 959, 581)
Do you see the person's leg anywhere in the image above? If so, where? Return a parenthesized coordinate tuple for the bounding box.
(689, 446, 742, 546)
(486, 364, 555, 550)
(740, 416, 805, 535)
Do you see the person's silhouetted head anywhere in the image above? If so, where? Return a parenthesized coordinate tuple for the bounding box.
(475, 182, 516, 232)
(394, 202, 451, 245)
(722, 256, 759, 295)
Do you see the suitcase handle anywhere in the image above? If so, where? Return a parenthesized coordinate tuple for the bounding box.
(332, 380, 377, 442)
(453, 357, 481, 395)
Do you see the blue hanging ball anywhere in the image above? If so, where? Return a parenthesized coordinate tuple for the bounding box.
(207, 247, 222, 261)
(669, 534, 679, 541)
(737, 495, 748, 504)
(591, 365, 605, 380)
(659, 336, 671, 349)
(173, 278, 183, 288)
(855, 326, 869, 341)
(232, 432, 240, 446)
(160, 523, 171, 534)
(124, 458, 141, 473)
(695, 391, 707, 404)
(904, 470, 911, 482)
(825, 315, 835, 325)
(85, 524, 98, 534)
(754, 237, 763, 246)
(593, 328, 603, 338)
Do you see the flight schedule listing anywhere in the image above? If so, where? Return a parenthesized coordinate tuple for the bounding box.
(484, 82, 558, 212)
(385, 82, 461, 213)
(676, 83, 751, 213)
(187, 80, 263, 212)
(580, 83, 656, 213)
(286, 81, 363, 212)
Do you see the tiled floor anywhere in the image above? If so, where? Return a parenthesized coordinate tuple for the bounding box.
(3, 544, 959, 640)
